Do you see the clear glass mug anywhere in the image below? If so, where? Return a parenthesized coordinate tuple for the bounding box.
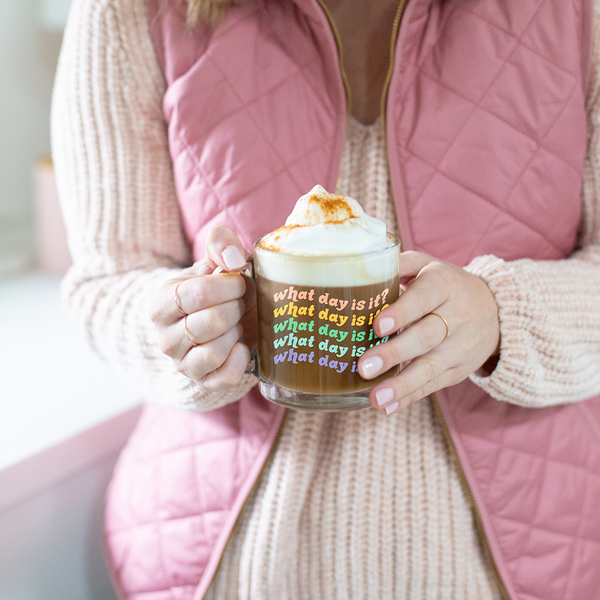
(247, 233, 401, 411)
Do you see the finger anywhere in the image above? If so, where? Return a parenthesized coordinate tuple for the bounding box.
(180, 324, 244, 381)
(181, 299, 245, 349)
(396, 250, 435, 279)
(201, 342, 254, 393)
(369, 349, 456, 414)
(373, 270, 449, 338)
(361, 312, 450, 378)
(206, 225, 250, 272)
(152, 273, 247, 326)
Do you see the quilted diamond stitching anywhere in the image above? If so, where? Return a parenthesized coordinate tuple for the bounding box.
(411, 163, 570, 259)
(555, 451, 593, 599)
(396, 0, 545, 145)
(211, 2, 262, 38)
(397, 0, 583, 260)
(203, 51, 329, 137)
(579, 402, 600, 443)
(108, 508, 230, 536)
(189, 429, 206, 583)
(154, 446, 177, 598)
(171, 34, 330, 152)
(177, 131, 335, 212)
(464, 433, 600, 476)
(131, 427, 244, 458)
(172, 1, 342, 210)
(461, 407, 600, 600)
(495, 515, 600, 568)
(173, 61, 337, 242)
(407, 158, 567, 258)
(522, 412, 573, 599)
(497, 448, 600, 481)
(264, 5, 341, 123)
(416, 70, 581, 175)
(130, 584, 196, 599)
(458, 6, 583, 79)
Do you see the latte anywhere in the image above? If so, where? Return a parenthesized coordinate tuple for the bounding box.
(253, 185, 400, 410)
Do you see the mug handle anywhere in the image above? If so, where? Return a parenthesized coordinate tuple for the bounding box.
(211, 255, 258, 376)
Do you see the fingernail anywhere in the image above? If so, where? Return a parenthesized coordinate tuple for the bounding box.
(362, 356, 383, 378)
(378, 317, 395, 336)
(222, 245, 246, 270)
(375, 387, 394, 407)
(384, 401, 399, 416)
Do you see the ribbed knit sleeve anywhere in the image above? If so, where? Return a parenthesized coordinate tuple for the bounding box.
(51, 0, 256, 410)
(465, 5, 600, 407)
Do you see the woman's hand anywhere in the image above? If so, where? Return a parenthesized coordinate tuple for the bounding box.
(358, 251, 500, 415)
(149, 226, 257, 393)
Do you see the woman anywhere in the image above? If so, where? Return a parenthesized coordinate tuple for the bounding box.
(52, 0, 600, 598)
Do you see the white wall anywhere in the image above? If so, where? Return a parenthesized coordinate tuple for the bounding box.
(0, 0, 64, 260)
(0, 4, 144, 599)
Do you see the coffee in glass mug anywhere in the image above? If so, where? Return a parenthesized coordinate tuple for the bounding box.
(252, 185, 400, 411)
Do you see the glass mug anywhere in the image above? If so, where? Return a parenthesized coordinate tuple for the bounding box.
(246, 233, 401, 411)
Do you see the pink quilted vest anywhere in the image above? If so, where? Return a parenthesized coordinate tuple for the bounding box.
(104, 1, 600, 599)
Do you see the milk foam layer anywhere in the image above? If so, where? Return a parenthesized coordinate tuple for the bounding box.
(259, 185, 390, 255)
(255, 186, 399, 286)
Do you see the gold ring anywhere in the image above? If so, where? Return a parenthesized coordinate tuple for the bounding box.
(429, 312, 449, 343)
(174, 281, 187, 316)
(184, 314, 199, 347)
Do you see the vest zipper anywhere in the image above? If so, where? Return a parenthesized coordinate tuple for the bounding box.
(382, 5, 511, 598)
(314, 0, 353, 117)
(314, 0, 353, 195)
(380, 0, 408, 253)
(203, 408, 290, 597)
(380, 0, 408, 126)
(432, 396, 512, 600)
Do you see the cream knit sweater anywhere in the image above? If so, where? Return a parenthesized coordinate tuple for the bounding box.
(51, 0, 600, 598)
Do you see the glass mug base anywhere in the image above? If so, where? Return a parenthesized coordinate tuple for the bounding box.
(258, 378, 372, 412)
(251, 232, 401, 412)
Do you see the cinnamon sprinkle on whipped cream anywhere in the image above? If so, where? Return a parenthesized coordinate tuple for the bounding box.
(259, 185, 390, 255)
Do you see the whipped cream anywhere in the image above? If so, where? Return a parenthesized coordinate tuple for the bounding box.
(255, 186, 398, 286)
(259, 185, 391, 255)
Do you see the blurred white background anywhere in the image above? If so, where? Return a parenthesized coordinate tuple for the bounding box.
(0, 0, 64, 271)
(0, 1, 141, 598)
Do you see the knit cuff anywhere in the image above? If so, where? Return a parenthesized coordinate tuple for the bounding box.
(174, 373, 259, 412)
(464, 254, 539, 406)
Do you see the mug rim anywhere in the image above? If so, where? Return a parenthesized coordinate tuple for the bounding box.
(253, 232, 401, 262)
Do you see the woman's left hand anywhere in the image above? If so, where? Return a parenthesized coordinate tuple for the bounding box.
(358, 251, 500, 415)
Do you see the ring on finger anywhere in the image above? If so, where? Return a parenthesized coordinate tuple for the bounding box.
(429, 312, 449, 343)
(184, 314, 200, 347)
(174, 281, 187, 316)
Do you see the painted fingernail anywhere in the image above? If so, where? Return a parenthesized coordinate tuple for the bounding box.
(384, 401, 399, 416)
(222, 245, 246, 270)
(362, 356, 383, 378)
(378, 317, 395, 336)
(375, 387, 394, 407)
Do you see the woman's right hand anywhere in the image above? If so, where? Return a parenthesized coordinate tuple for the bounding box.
(149, 226, 257, 393)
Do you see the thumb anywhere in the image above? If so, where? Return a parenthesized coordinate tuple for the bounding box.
(205, 225, 251, 272)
